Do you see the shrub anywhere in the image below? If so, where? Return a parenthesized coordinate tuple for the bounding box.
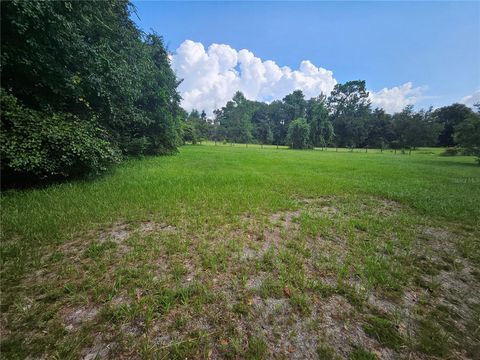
(441, 147, 460, 156)
(1, 90, 120, 185)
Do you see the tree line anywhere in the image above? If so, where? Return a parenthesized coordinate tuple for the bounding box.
(183, 81, 480, 158)
(1, 0, 183, 186)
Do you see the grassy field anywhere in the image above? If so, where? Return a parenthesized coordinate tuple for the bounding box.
(1, 144, 479, 359)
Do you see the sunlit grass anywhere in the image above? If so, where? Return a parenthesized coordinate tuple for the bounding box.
(1, 144, 479, 358)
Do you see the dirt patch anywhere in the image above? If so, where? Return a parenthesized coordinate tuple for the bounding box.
(139, 221, 177, 235)
(239, 209, 301, 261)
(62, 305, 99, 331)
(248, 296, 319, 359)
(81, 335, 115, 360)
(367, 293, 397, 315)
(320, 295, 394, 359)
(269, 210, 301, 229)
(420, 226, 454, 243)
(110, 292, 130, 308)
(98, 222, 131, 244)
(372, 198, 403, 216)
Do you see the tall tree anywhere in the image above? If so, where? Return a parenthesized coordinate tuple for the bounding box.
(252, 105, 274, 145)
(392, 106, 440, 150)
(215, 91, 261, 143)
(366, 108, 395, 149)
(328, 80, 371, 148)
(433, 103, 474, 147)
(287, 118, 311, 149)
(306, 95, 334, 148)
(283, 90, 307, 123)
(454, 108, 480, 163)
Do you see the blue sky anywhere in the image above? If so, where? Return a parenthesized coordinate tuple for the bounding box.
(132, 1, 480, 113)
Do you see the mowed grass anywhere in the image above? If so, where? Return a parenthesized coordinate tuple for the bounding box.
(1, 144, 479, 359)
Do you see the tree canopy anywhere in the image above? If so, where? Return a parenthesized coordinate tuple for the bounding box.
(200, 84, 464, 153)
(1, 0, 182, 186)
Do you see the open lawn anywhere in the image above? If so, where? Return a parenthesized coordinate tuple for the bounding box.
(1, 144, 479, 359)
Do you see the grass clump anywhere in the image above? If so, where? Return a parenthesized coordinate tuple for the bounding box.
(363, 315, 403, 350)
(245, 336, 268, 359)
(349, 346, 377, 360)
(317, 343, 338, 359)
(415, 319, 451, 357)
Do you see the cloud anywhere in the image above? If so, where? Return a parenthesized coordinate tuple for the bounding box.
(460, 90, 480, 108)
(369, 82, 425, 113)
(172, 40, 336, 115)
(171, 40, 423, 115)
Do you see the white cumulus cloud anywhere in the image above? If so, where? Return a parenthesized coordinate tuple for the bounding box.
(171, 40, 337, 115)
(460, 90, 480, 108)
(369, 82, 424, 113)
(171, 40, 423, 115)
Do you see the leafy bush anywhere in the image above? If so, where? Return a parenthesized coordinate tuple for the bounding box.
(1, 90, 120, 184)
(441, 147, 460, 156)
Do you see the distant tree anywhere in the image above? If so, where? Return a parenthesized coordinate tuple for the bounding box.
(328, 80, 371, 148)
(306, 94, 334, 148)
(268, 100, 289, 146)
(287, 118, 310, 149)
(283, 90, 307, 122)
(454, 110, 480, 163)
(182, 122, 197, 144)
(252, 105, 274, 145)
(392, 106, 440, 151)
(433, 104, 474, 147)
(216, 91, 261, 143)
(366, 108, 395, 149)
(186, 109, 209, 142)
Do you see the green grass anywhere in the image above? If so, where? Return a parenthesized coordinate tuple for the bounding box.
(1, 144, 479, 358)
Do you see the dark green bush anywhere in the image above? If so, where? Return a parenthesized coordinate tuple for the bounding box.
(441, 147, 460, 156)
(1, 90, 120, 182)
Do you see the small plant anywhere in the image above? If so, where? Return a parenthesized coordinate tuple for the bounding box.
(349, 346, 377, 360)
(415, 319, 451, 357)
(317, 343, 337, 359)
(290, 292, 311, 316)
(363, 315, 403, 350)
(245, 336, 268, 359)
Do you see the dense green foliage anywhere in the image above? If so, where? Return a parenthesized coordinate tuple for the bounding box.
(287, 118, 311, 149)
(1, 0, 182, 185)
(454, 110, 480, 162)
(0, 90, 120, 181)
(434, 103, 476, 147)
(188, 81, 478, 155)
